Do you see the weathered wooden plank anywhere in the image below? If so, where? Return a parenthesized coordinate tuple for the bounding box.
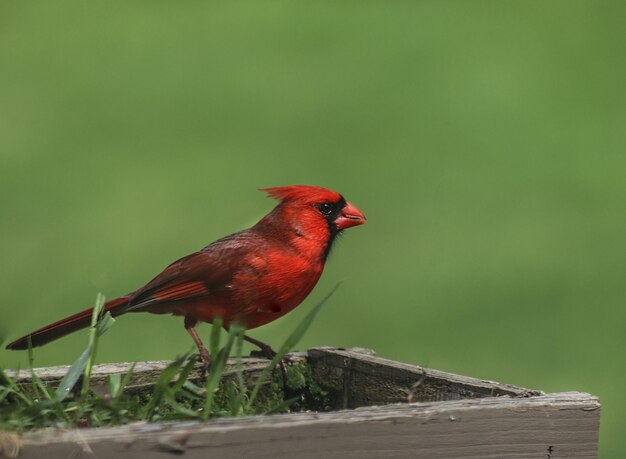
(7, 353, 308, 393)
(8, 347, 540, 406)
(2, 348, 600, 458)
(5, 391, 599, 459)
(308, 347, 542, 408)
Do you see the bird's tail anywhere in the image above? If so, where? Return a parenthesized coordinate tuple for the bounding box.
(5, 295, 132, 350)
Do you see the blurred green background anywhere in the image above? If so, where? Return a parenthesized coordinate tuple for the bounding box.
(1, 1, 624, 456)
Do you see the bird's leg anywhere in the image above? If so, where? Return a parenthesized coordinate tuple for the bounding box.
(244, 335, 288, 384)
(244, 335, 277, 358)
(184, 314, 210, 372)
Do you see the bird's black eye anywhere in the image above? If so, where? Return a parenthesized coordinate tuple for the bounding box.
(318, 202, 334, 216)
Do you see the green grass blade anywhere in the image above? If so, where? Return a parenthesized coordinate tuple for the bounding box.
(209, 317, 223, 360)
(264, 396, 299, 415)
(117, 362, 136, 396)
(246, 282, 341, 409)
(165, 398, 202, 419)
(26, 338, 40, 400)
(81, 293, 107, 399)
(142, 353, 188, 421)
(25, 339, 54, 402)
(54, 345, 92, 402)
(230, 329, 246, 416)
(0, 367, 33, 406)
(203, 325, 242, 420)
(171, 355, 197, 393)
(0, 386, 11, 404)
(108, 373, 121, 399)
(30, 373, 53, 402)
(96, 311, 116, 337)
(182, 380, 204, 397)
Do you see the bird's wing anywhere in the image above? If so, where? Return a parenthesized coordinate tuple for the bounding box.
(126, 233, 257, 312)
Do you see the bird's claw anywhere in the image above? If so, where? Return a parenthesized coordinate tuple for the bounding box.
(250, 347, 276, 360)
(249, 346, 288, 385)
(197, 350, 211, 375)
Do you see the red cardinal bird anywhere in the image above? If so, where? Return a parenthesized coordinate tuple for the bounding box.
(6, 185, 366, 366)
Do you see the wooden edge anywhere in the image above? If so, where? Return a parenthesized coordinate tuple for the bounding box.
(308, 347, 543, 398)
(6, 347, 541, 403)
(12, 391, 599, 446)
(6, 346, 537, 397)
(5, 352, 308, 390)
(2, 349, 601, 458)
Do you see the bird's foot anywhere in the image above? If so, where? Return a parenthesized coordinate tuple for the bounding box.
(250, 345, 288, 385)
(197, 348, 211, 375)
(250, 344, 277, 360)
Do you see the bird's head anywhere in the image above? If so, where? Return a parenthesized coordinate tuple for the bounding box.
(262, 185, 366, 231)
(259, 185, 366, 260)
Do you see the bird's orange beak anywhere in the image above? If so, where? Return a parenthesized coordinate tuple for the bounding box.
(335, 201, 366, 230)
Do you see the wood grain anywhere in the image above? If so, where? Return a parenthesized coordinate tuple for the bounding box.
(10, 392, 599, 459)
(7, 352, 307, 393)
(2, 348, 600, 458)
(308, 347, 542, 408)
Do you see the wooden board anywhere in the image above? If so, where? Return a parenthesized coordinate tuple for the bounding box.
(308, 347, 542, 408)
(6, 353, 308, 394)
(3, 392, 599, 459)
(1, 348, 600, 458)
